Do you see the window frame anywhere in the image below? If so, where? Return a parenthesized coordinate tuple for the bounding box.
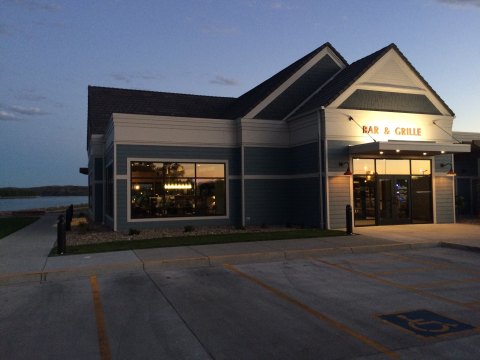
(127, 158, 229, 223)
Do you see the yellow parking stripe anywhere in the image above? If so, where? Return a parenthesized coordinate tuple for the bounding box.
(413, 277, 480, 289)
(314, 258, 474, 309)
(224, 264, 399, 360)
(90, 275, 112, 360)
(384, 252, 480, 276)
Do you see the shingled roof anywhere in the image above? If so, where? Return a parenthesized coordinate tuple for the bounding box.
(88, 42, 454, 147)
(222, 42, 347, 119)
(87, 86, 236, 144)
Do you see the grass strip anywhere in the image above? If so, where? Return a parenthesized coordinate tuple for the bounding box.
(0, 217, 39, 239)
(52, 229, 346, 256)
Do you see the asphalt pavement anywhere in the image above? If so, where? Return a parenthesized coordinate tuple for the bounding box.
(1, 214, 479, 285)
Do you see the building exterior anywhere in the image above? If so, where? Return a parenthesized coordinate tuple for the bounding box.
(86, 42, 478, 231)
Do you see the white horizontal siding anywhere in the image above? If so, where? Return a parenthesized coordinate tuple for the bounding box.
(328, 176, 351, 229)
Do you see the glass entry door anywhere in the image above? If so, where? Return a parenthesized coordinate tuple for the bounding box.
(377, 176, 410, 225)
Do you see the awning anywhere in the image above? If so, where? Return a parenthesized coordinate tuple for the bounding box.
(348, 141, 471, 156)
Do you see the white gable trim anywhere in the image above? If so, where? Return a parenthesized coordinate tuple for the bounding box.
(245, 47, 346, 119)
(328, 48, 451, 116)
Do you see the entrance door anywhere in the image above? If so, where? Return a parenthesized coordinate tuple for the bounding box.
(377, 176, 410, 225)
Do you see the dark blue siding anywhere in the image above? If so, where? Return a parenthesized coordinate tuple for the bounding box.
(291, 177, 320, 227)
(244, 179, 291, 226)
(94, 183, 103, 222)
(291, 142, 319, 174)
(327, 140, 357, 172)
(244, 147, 291, 175)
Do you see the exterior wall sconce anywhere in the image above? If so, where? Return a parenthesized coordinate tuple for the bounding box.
(339, 161, 353, 176)
(440, 162, 456, 176)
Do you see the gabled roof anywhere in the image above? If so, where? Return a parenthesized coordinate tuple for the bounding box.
(292, 43, 454, 117)
(221, 42, 347, 119)
(87, 86, 236, 144)
(87, 42, 455, 147)
(291, 44, 393, 116)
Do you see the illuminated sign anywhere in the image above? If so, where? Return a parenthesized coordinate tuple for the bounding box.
(363, 126, 422, 136)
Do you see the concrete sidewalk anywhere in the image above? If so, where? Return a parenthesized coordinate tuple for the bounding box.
(1, 215, 479, 284)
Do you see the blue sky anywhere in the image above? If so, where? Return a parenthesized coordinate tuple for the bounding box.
(1, 0, 479, 187)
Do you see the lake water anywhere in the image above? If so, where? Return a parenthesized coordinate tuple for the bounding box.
(0, 196, 88, 212)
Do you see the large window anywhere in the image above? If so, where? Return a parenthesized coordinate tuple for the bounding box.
(130, 161, 226, 219)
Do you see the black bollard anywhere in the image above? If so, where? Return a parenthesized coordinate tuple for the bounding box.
(57, 215, 66, 254)
(65, 204, 74, 231)
(346, 204, 353, 235)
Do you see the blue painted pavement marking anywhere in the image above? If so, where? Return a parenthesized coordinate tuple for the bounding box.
(379, 310, 475, 337)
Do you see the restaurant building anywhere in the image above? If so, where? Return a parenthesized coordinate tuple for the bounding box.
(86, 43, 477, 231)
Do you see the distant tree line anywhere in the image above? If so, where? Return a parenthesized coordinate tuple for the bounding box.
(0, 186, 88, 198)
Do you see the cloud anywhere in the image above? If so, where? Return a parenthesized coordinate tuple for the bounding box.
(270, 1, 292, 10)
(15, 89, 48, 102)
(110, 72, 164, 84)
(0, 104, 49, 120)
(200, 24, 238, 35)
(8, 0, 61, 12)
(0, 110, 17, 121)
(436, 0, 480, 7)
(210, 75, 240, 86)
(9, 105, 49, 116)
(247, 0, 296, 10)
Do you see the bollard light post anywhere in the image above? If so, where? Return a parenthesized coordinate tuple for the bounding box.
(57, 215, 66, 254)
(346, 204, 353, 235)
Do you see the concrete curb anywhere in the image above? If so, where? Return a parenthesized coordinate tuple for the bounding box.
(0, 241, 443, 285)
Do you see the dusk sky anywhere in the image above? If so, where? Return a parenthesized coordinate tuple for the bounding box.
(1, 0, 479, 187)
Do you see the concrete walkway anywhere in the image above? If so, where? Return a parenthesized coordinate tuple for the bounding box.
(1, 215, 479, 284)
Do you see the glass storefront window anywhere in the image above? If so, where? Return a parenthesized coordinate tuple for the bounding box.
(353, 158, 375, 175)
(411, 160, 431, 175)
(352, 158, 433, 226)
(376, 159, 410, 175)
(130, 161, 226, 219)
(196, 163, 224, 177)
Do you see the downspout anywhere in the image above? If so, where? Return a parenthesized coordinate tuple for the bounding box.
(241, 143, 246, 228)
(317, 109, 325, 229)
(240, 118, 246, 228)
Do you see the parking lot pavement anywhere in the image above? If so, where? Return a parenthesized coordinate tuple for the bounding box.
(1, 247, 480, 360)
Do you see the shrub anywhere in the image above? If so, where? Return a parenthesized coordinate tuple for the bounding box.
(77, 222, 90, 234)
(184, 225, 195, 233)
(128, 228, 140, 236)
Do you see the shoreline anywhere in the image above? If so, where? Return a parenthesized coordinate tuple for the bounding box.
(0, 204, 88, 217)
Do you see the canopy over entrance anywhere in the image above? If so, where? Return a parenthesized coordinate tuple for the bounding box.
(349, 141, 471, 156)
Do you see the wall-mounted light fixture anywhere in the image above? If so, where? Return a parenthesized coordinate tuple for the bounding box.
(339, 161, 352, 176)
(440, 162, 456, 176)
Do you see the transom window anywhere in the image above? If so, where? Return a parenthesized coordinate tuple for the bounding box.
(130, 161, 226, 219)
(353, 159, 431, 175)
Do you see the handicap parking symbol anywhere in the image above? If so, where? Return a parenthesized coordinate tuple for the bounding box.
(379, 310, 475, 337)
